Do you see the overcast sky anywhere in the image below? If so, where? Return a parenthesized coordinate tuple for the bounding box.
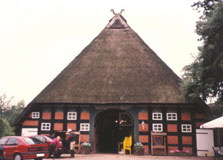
(0, 0, 201, 105)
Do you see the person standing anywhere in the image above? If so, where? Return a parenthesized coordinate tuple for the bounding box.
(67, 129, 76, 158)
(49, 136, 61, 158)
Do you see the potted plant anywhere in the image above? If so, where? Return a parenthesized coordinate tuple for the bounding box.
(133, 142, 144, 155)
(80, 142, 91, 154)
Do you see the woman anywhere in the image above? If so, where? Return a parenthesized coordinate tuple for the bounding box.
(49, 136, 61, 158)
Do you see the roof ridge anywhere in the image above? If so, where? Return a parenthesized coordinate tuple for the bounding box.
(106, 9, 129, 29)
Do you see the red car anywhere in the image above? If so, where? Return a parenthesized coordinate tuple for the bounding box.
(0, 136, 49, 160)
(31, 135, 64, 157)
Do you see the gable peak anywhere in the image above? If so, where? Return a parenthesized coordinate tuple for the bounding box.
(106, 9, 129, 29)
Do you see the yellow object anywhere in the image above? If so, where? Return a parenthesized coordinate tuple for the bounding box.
(123, 136, 132, 154)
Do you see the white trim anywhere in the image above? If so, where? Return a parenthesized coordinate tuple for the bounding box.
(166, 113, 177, 121)
(80, 123, 90, 131)
(41, 123, 51, 131)
(32, 112, 40, 119)
(181, 124, 192, 133)
(67, 112, 77, 120)
(152, 113, 162, 120)
(152, 123, 163, 132)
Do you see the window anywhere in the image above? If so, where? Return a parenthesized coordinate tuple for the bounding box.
(181, 124, 192, 133)
(41, 123, 51, 131)
(6, 138, 18, 146)
(80, 123, 90, 131)
(119, 112, 133, 126)
(32, 112, 40, 119)
(166, 113, 177, 121)
(152, 123, 163, 132)
(0, 137, 8, 144)
(67, 112, 77, 120)
(152, 113, 162, 120)
(152, 108, 162, 120)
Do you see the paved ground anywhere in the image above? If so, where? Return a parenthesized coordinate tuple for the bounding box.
(44, 154, 214, 160)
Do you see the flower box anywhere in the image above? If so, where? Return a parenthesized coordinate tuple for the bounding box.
(80, 142, 91, 154)
(133, 142, 144, 156)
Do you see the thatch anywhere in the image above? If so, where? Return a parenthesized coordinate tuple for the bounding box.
(32, 15, 186, 104)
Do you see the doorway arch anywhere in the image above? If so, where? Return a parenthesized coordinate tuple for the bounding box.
(94, 110, 134, 153)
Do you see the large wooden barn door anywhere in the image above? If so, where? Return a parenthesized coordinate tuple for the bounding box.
(94, 110, 133, 153)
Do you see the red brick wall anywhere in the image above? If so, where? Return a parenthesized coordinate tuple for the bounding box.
(168, 146, 178, 152)
(54, 123, 63, 131)
(55, 112, 64, 119)
(67, 123, 77, 131)
(143, 145, 149, 154)
(167, 136, 178, 144)
(22, 120, 38, 126)
(195, 113, 205, 119)
(182, 147, 193, 154)
(196, 122, 204, 128)
(42, 112, 51, 119)
(138, 124, 149, 132)
(167, 124, 177, 132)
(138, 112, 148, 120)
(182, 136, 192, 145)
(80, 112, 90, 120)
(80, 134, 89, 142)
(139, 135, 149, 143)
(181, 113, 191, 121)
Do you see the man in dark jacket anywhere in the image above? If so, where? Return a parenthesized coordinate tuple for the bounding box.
(67, 129, 76, 158)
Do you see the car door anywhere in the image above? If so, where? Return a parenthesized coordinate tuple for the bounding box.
(4, 138, 18, 159)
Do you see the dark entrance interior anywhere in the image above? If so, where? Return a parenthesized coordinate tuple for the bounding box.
(94, 110, 133, 153)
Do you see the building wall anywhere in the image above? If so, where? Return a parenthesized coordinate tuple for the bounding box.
(21, 104, 91, 143)
(137, 105, 207, 155)
(20, 104, 207, 155)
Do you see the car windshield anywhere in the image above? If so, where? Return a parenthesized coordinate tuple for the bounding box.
(23, 137, 43, 144)
(0, 137, 8, 145)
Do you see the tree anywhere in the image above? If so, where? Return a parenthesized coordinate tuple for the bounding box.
(182, 1, 223, 104)
(192, 0, 221, 16)
(0, 118, 14, 137)
(4, 100, 25, 126)
(0, 94, 12, 117)
(0, 94, 25, 136)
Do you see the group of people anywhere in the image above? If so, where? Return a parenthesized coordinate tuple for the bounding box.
(49, 129, 76, 158)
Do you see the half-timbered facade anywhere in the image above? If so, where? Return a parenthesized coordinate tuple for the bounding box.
(15, 10, 210, 155)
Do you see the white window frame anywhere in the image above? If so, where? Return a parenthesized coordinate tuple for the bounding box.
(41, 123, 51, 131)
(67, 112, 77, 120)
(181, 124, 192, 133)
(152, 113, 162, 120)
(152, 123, 163, 132)
(166, 112, 177, 121)
(32, 112, 40, 119)
(80, 123, 90, 131)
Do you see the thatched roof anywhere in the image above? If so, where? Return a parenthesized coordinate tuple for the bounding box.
(32, 13, 186, 104)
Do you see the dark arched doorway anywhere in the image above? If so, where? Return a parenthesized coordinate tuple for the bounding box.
(94, 110, 134, 153)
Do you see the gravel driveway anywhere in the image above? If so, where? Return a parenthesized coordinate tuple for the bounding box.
(44, 154, 213, 160)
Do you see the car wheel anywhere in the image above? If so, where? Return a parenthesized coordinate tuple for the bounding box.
(35, 158, 43, 160)
(14, 154, 23, 160)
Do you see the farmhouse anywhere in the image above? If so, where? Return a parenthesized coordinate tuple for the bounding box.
(15, 10, 210, 155)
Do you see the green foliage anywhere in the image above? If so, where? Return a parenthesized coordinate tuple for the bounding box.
(0, 118, 14, 137)
(0, 94, 25, 136)
(182, 1, 223, 104)
(192, 0, 222, 17)
(3, 100, 25, 126)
